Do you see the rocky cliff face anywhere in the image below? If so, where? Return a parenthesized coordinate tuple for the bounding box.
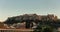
(4, 14, 58, 24)
(2, 14, 60, 29)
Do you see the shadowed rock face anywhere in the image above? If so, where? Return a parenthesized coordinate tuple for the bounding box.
(3, 14, 60, 29)
(4, 14, 58, 24)
(4, 14, 39, 24)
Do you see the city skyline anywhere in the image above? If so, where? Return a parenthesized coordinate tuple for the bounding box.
(0, 0, 60, 21)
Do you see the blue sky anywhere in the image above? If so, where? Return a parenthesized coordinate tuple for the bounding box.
(0, 0, 60, 21)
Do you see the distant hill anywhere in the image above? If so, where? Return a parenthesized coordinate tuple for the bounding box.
(3, 14, 58, 24)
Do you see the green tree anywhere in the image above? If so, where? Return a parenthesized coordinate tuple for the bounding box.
(33, 23, 54, 32)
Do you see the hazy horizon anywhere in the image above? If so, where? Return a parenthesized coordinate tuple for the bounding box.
(0, 0, 60, 21)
